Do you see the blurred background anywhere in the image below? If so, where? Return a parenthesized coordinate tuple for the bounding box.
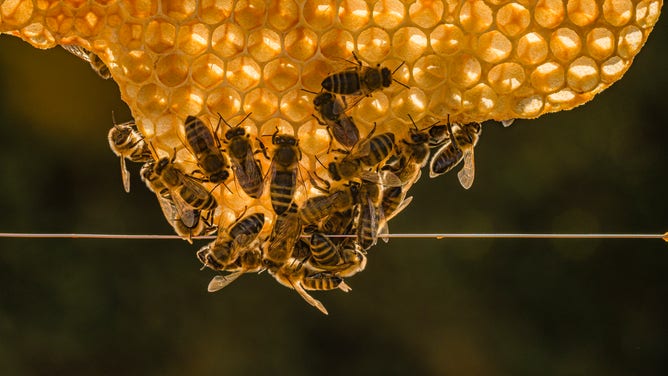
(0, 19, 666, 375)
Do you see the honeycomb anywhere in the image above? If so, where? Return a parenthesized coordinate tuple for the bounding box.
(1, 0, 662, 313)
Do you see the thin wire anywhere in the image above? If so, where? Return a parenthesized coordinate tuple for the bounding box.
(0, 232, 665, 241)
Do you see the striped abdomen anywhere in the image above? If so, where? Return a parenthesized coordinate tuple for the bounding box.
(309, 232, 343, 270)
(270, 170, 296, 215)
(321, 70, 362, 95)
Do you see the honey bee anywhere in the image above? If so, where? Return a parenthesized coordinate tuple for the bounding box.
(222, 126, 264, 199)
(269, 261, 351, 315)
(107, 117, 152, 192)
(152, 156, 219, 213)
(398, 116, 434, 168)
(183, 115, 230, 183)
(207, 247, 263, 292)
(312, 92, 360, 148)
(299, 183, 359, 225)
(327, 128, 398, 183)
(141, 162, 210, 243)
(269, 132, 302, 215)
(197, 212, 265, 271)
(265, 202, 302, 268)
(321, 52, 406, 97)
(61, 45, 111, 79)
(357, 180, 384, 250)
(429, 121, 482, 189)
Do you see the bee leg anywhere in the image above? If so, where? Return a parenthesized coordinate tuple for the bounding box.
(444, 119, 461, 152)
(255, 138, 270, 160)
(309, 171, 330, 193)
(351, 51, 363, 67)
(169, 147, 178, 163)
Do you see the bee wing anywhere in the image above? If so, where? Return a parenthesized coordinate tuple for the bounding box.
(378, 170, 402, 187)
(375, 199, 389, 243)
(350, 138, 371, 159)
(292, 280, 329, 315)
(61, 45, 91, 62)
(156, 195, 179, 223)
(386, 195, 413, 222)
(119, 157, 131, 193)
(457, 149, 475, 190)
(179, 207, 200, 229)
(170, 189, 199, 228)
(207, 271, 244, 292)
(338, 281, 352, 292)
(239, 149, 264, 194)
(379, 221, 390, 243)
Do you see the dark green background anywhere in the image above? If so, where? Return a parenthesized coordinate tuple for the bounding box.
(0, 19, 666, 375)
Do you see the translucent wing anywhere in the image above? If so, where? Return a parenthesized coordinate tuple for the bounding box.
(207, 271, 244, 292)
(379, 221, 390, 243)
(156, 195, 179, 223)
(378, 170, 402, 187)
(170, 190, 199, 228)
(179, 207, 200, 229)
(120, 157, 131, 193)
(61, 45, 91, 62)
(375, 198, 389, 243)
(457, 149, 475, 189)
(292, 280, 328, 315)
(386, 196, 413, 222)
(338, 281, 352, 292)
(154, 195, 194, 244)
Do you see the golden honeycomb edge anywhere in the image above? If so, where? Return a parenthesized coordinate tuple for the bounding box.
(0, 0, 664, 313)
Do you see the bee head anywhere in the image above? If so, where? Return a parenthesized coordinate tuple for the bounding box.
(381, 67, 393, 87)
(109, 124, 132, 145)
(313, 92, 332, 107)
(225, 126, 246, 140)
(328, 162, 342, 181)
(139, 162, 155, 181)
(410, 131, 429, 144)
(348, 181, 361, 199)
(210, 170, 230, 183)
(274, 134, 297, 146)
(154, 157, 170, 175)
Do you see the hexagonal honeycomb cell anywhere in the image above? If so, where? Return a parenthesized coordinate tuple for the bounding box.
(1, 0, 662, 313)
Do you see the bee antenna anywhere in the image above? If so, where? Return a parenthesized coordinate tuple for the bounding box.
(301, 88, 319, 95)
(444, 115, 459, 150)
(393, 79, 411, 90)
(407, 114, 418, 131)
(234, 112, 252, 128)
(391, 61, 406, 75)
(351, 51, 362, 66)
(216, 112, 233, 130)
(147, 142, 160, 160)
(314, 155, 328, 169)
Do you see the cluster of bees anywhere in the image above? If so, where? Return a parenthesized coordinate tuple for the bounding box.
(107, 54, 484, 314)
